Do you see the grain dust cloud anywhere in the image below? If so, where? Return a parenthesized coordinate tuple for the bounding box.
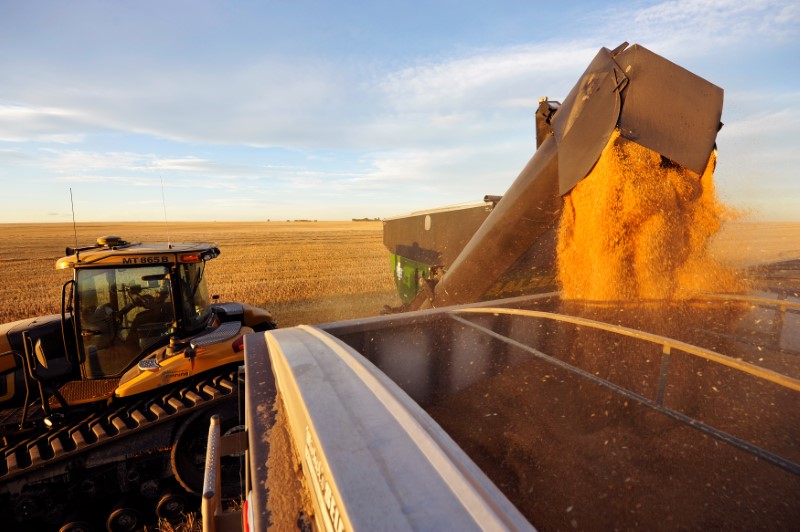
(557, 130, 745, 300)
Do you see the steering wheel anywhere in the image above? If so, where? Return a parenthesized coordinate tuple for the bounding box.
(132, 292, 157, 310)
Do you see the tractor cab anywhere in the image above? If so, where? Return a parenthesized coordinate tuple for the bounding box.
(76, 264, 177, 378)
(59, 237, 219, 382)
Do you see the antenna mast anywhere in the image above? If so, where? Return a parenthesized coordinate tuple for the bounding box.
(161, 177, 171, 249)
(70, 188, 78, 250)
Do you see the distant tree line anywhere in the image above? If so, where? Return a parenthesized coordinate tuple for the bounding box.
(352, 217, 381, 222)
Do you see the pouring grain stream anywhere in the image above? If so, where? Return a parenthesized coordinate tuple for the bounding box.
(557, 130, 746, 300)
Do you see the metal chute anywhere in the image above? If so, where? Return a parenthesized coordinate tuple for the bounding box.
(385, 42, 725, 310)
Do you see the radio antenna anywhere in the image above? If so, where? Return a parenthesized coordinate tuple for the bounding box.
(161, 177, 171, 249)
(70, 188, 78, 250)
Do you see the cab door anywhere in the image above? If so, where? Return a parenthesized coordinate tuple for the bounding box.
(77, 265, 174, 378)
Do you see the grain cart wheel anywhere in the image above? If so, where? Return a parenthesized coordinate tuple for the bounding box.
(170, 399, 243, 499)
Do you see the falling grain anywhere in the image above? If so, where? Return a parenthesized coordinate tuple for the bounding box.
(557, 130, 746, 301)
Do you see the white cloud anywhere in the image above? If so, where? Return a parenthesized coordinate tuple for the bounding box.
(148, 157, 271, 179)
(0, 103, 87, 143)
(610, 0, 799, 51)
(36, 149, 289, 183)
(379, 42, 594, 113)
(2, 0, 798, 222)
(3, 56, 349, 149)
(717, 89, 800, 165)
(50, 172, 256, 192)
(351, 139, 534, 199)
(39, 149, 147, 173)
(0, 147, 35, 164)
(720, 92, 800, 139)
(50, 174, 161, 186)
(3, 1, 795, 154)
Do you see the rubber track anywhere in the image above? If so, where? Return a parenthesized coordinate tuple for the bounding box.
(0, 368, 238, 484)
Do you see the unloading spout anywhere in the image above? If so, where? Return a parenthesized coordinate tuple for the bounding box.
(553, 42, 723, 195)
(395, 42, 724, 311)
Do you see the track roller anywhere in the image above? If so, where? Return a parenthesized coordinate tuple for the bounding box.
(156, 488, 189, 523)
(59, 512, 94, 532)
(106, 496, 143, 532)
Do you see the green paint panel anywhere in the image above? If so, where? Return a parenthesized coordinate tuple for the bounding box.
(389, 253, 431, 304)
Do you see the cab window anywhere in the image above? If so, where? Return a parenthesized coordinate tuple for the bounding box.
(77, 265, 174, 378)
(179, 262, 211, 332)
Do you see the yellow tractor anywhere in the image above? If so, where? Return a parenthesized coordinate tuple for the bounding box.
(0, 236, 274, 531)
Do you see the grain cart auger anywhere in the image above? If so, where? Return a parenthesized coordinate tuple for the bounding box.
(384, 42, 724, 310)
(0, 236, 276, 531)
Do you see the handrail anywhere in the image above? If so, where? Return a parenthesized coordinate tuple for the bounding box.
(202, 415, 222, 532)
(61, 279, 79, 366)
(453, 307, 800, 392)
(699, 292, 800, 310)
(201, 414, 246, 532)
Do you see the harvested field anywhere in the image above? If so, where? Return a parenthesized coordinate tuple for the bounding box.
(1, 220, 798, 326)
(0, 221, 399, 326)
(710, 221, 800, 266)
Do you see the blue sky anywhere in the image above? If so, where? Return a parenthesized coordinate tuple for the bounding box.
(1, 0, 798, 222)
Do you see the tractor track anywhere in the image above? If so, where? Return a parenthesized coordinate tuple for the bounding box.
(0, 366, 239, 485)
